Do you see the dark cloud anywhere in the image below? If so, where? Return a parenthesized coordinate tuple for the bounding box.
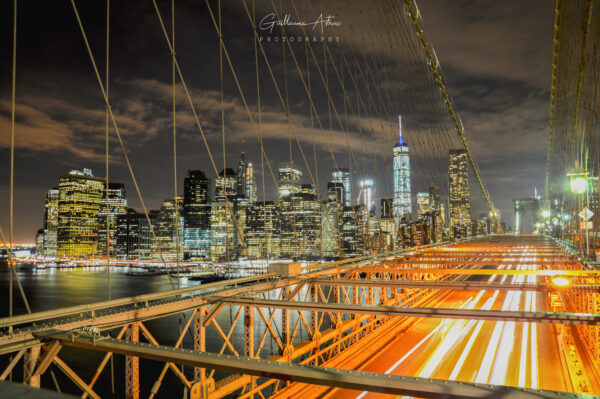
(0, 0, 553, 241)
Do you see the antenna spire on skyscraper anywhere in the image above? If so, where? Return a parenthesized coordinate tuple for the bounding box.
(398, 115, 406, 146)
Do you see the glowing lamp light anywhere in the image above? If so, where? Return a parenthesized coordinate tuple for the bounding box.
(551, 277, 570, 287)
(570, 176, 588, 194)
(542, 210, 550, 218)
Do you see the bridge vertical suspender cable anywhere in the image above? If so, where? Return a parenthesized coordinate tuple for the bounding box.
(404, 0, 501, 233)
(9, 0, 17, 319)
(5, 0, 30, 317)
(201, 0, 345, 257)
(172, 0, 180, 285)
(70, 0, 177, 290)
(545, 0, 562, 206)
(105, 0, 111, 301)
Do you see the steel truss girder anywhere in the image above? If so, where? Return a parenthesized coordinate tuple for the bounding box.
(306, 277, 552, 291)
(43, 332, 595, 399)
(209, 297, 600, 325)
(351, 268, 600, 277)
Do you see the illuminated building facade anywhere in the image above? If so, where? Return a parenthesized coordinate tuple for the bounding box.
(215, 168, 237, 202)
(358, 178, 375, 217)
(513, 197, 539, 235)
(393, 116, 411, 220)
(280, 184, 321, 258)
(379, 217, 396, 251)
(322, 182, 344, 257)
(56, 169, 104, 258)
(210, 202, 237, 261)
(332, 168, 352, 206)
(97, 183, 127, 257)
(183, 170, 212, 259)
(380, 198, 393, 218)
(429, 186, 443, 242)
(234, 198, 250, 256)
(116, 208, 155, 260)
(236, 152, 256, 203)
(417, 192, 431, 219)
(152, 197, 184, 261)
(42, 188, 59, 258)
(245, 201, 281, 259)
(278, 162, 302, 198)
(340, 206, 367, 257)
(489, 208, 501, 234)
(448, 149, 471, 237)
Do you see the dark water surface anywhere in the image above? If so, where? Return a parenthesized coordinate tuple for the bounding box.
(0, 264, 283, 398)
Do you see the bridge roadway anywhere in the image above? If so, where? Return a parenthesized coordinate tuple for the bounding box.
(1, 235, 599, 398)
(273, 237, 600, 398)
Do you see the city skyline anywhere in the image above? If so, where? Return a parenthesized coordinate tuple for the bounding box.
(0, 0, 554, 242)
(35, 142, 503, 261)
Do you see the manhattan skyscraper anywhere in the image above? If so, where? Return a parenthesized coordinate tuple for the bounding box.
(448, 149, 471, 237)
(393, 115, 412, 220)
(332, 168, 352, 206)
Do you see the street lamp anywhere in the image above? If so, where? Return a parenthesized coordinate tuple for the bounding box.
(542, 209, 551, 218)
(570, 176, 588, 194)
(567, 168, 588, 194)
(566, 165, 590, 258)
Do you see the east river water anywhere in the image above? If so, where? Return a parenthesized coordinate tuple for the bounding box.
(0, 263, 290, 398)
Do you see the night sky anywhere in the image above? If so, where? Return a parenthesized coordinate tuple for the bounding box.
(0, 0, 553, 243)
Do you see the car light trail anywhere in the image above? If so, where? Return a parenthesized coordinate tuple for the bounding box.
(475, 265, 521, 384)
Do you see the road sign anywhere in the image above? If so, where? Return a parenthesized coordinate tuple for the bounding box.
(579, 207, 594, 221)
(580, 221, 593, 230)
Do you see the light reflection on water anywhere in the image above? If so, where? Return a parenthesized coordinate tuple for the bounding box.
(0, 263, 290, 398)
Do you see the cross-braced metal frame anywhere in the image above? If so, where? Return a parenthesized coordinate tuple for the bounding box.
(0, 236, 599, 399)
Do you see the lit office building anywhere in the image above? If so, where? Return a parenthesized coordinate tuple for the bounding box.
(56, 169, 104, 258)
(332, 168, 352, 206)
(280, 184, 321, 258)
(429, 186, 443, 242)
(152, 197, 184, 261)
(417, 192, 431, 219)
(513, 197, 540, 235)
(42, 188, 59, 258)
(215, 168, 237, 202)
(365, 217, 382, 253)
(474, 214, 491, 236)
(183, 170, 212, 259)
(245, 201, 281, 259)
(448, 149, 471, 237)
(246, 163, 256, 203)
(380, 198, 393, 218)
(340, 205, 367, 257)
(358, 178, 375, 217)
(234, 197, 250, 256)
(379, 217, 396, 251)
(278, 162, 302, 198)
(393, 115, 411, 220)
(489, 208, 501, 234)
(210, 202, 237, 261)
(97, 183, 127, 257)
(322, 182, 344, 257)
(236, 152, 256, 203)
(116, 208, 156, 260)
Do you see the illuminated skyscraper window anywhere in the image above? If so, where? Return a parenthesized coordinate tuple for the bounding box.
(393, 115, 411, 220)
(448, 149, 471, 234)
(56, 169, 104, 258)
(332, 168, 351, 206)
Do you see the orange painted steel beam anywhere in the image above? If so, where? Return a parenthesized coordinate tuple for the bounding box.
(352, 268, 600, 276)
(385, 260, 576, 266)
(43, 332, 595, 399)
(305, 278, 600, 291)
(210, 297, 600, 325)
